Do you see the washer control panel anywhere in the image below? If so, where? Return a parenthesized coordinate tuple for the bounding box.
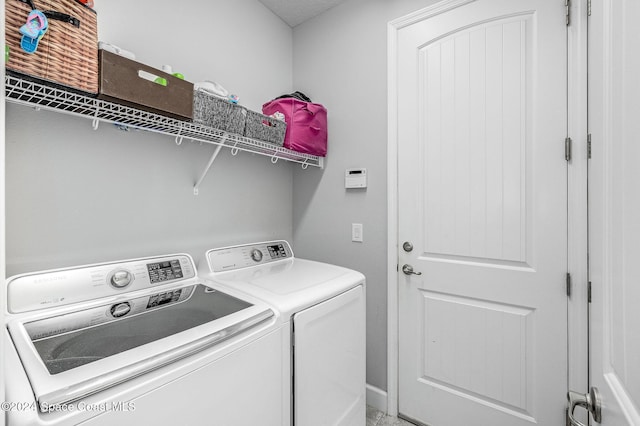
(146, 259, 184, 284)
(207, 240, 293, 273)
(7, 254, 197, 314)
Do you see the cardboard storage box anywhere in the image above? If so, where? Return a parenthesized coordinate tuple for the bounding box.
(98, 50, 193, 120)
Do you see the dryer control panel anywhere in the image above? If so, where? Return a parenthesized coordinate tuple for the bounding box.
(207, 240, 293, 273)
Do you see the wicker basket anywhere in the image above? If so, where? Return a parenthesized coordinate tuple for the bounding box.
(193, 90, 247, 135)
(244, 110, 287, 146)
(5, 0, 98, 93)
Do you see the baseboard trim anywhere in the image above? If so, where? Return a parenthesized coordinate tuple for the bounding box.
(366, 384, 388, 413)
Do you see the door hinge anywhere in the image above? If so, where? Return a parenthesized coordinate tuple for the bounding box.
(588, 281, 592, 303)
(566, 273, 572, 297)
(587, 133, 592, 159)
(565, 0, 571, 25)
(565, 137, 572, 162)
(588, 0, 592, 16)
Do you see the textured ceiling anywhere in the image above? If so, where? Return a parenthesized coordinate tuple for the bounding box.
(258, 0, 347, 27)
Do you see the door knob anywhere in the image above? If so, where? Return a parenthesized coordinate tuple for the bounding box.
(567, 387, 602, 426)
(402, 241, 414, 252)
(402, 264, 422, 276)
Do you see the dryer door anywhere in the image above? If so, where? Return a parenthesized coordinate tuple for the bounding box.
(293, 285, 365, 426)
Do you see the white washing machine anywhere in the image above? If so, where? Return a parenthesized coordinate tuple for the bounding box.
(200, 240, 366, 426)
(4, 254, 289, 426)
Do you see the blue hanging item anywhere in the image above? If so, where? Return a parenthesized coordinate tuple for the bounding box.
(19, 10, 48, 54)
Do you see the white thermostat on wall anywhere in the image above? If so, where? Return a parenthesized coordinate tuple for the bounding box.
(345, 168, 367, 189)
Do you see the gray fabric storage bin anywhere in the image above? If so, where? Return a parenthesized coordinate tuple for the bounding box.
(193, 90, 247, 134)
(244, 110, 286, 146)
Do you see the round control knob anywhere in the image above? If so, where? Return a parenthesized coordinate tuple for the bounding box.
(110, 302, 131, 318)
(250, 249, 263, 262)
(109, 269, 132, 289)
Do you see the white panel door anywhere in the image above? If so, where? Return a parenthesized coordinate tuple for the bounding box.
(588, 0, 640, 424)
(396, 1, 568, 425)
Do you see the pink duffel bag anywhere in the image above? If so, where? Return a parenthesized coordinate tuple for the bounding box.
(262, 93, 327, 157)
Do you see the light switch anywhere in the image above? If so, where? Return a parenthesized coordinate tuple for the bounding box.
(352, 223, 363, 242)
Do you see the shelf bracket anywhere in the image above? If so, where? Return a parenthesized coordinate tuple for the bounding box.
(301, 159, 309, 170)
(231, 142, 239, 156)
(271, 154, 279, 164)
(175, 126, 184, 145)
(91, 101, 100, 130)
(193, 137, 227, 195)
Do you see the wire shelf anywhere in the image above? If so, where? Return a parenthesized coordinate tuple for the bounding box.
(4, 75, 324, 170)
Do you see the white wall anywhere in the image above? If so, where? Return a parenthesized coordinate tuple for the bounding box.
(5, 0, 294, 276)
(1, 7, 6, 425)
(292, 0, 438, 392)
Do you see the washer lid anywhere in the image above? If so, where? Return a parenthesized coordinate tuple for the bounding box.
(7, 283, 274, 411)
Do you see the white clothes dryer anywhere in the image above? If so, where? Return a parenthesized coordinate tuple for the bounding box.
(4, 254, 289, 426)
(200, 240, 366, 426)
